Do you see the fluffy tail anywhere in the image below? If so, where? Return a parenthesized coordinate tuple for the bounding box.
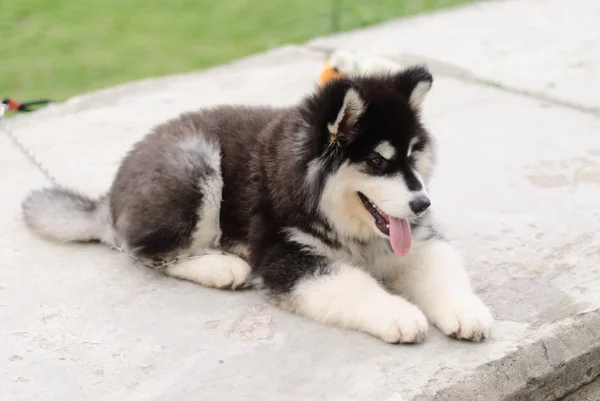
(22, 188, 112, 244)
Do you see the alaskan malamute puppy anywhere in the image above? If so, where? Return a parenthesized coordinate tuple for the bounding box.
(23, 66, 492, 343)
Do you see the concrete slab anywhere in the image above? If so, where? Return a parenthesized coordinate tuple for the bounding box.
(2, 14, 600, 401)
(309, 0, 600, 113)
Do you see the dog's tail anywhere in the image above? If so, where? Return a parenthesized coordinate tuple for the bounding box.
(22, 188, 113, 244)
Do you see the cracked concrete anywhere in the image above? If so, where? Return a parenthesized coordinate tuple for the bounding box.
(2, 0, 600, 400)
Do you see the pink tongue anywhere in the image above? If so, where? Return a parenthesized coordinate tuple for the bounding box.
(389, 217, 412, 257)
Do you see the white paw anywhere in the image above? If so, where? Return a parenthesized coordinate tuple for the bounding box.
(430, 295, 493, 342)
(371, 297, 429, 344)
(206, 256, 252, 289)
(165, 254, 252, 290)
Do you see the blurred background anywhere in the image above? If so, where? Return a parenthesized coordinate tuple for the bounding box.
(1, 0, 478, 101)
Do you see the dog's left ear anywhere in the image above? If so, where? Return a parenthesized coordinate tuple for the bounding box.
(304, 79, 365, 149)
(325, 86, 364, 148)
(394, 65, 433, 112)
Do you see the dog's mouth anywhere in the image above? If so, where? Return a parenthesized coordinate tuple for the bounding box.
(358, 192, 390, 235)
(358, 192, 412, 257)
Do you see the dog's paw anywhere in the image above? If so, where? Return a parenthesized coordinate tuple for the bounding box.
(165, 254, 252, 290)
(431, 295, 493, 342)
(227, 257, 253, 289)
(372, 297, 429, 344)
(211, 256, 252, 290)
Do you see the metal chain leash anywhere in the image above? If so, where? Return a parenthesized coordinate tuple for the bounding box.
(1, 104, 59, 186)
(111, 245, 236, 270)
(1, 103, 240, 270)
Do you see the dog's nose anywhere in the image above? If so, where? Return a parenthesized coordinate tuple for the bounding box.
(409, 196, 431, 215)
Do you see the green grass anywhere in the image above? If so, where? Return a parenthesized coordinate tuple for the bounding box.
(1, 0, 476, 101)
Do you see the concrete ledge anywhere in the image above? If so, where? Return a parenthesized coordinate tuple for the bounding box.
(564, 374, 600, 400)
(414, 309, 600, 400)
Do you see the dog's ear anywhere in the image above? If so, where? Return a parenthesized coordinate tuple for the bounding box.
(305, 79, 365, 149)
(394, 65, 433, 112)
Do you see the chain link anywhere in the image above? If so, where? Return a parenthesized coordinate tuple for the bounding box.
(1, 103, 240, 268)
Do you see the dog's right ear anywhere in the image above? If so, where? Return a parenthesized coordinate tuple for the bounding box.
(394, 65, 433, 112)
(303, 79, 365, 149)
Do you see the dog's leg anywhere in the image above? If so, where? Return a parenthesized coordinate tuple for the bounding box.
(109, 130, 256, 289)
(264, 251, 428, 343)
(388, 239, 493, 341)
(164, 252, 251, 290)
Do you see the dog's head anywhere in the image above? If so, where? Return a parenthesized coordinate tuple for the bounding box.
(298, 66, 435, 256)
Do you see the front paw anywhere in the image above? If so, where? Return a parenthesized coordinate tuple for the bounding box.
(430, 295, 493, 342)
(372, 297, 429, 344)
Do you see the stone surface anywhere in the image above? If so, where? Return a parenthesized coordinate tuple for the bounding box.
(309, 0, 600, 113)
(2, 1, 600, 400)
(564, 376, 600, 401)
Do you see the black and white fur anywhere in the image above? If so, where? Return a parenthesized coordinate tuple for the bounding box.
(22, 66, 492, 343)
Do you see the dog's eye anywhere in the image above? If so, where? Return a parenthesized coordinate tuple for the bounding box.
(367, 153, 387, 169)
